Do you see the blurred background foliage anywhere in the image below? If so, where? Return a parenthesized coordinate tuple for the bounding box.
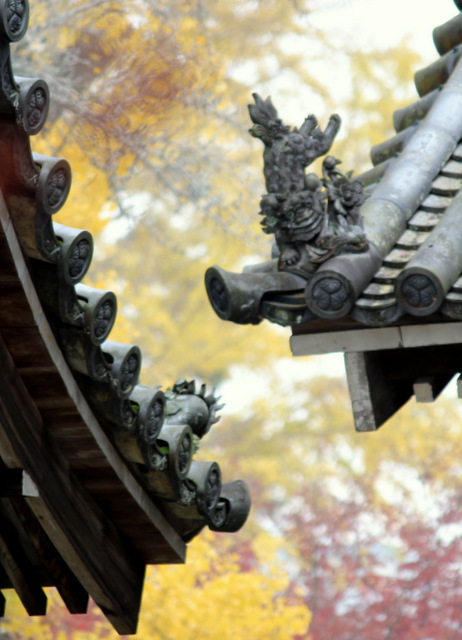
(4, 1, 462, 639)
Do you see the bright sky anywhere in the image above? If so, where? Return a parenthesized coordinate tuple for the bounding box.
(311, 0, 456, 60)
(262, 0, 459, 126)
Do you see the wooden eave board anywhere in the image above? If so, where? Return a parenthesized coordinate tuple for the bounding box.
(290, 320, 462, 356)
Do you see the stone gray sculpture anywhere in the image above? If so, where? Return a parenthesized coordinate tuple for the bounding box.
(249, 93, 368, 278)
(205, 94, 369, 325)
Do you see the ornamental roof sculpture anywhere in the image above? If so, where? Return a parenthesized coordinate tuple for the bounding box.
(0, 1, 249, 634)
(206, 1, 462, 433)
(249, 94, 368, 277)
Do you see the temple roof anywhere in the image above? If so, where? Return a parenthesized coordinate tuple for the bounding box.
(205, 2, 462, 433)
(351, 13, 462, 327)
(207, 5, 462, 336)
(0, 1, 249, 634)
(291, 6, 462, 353)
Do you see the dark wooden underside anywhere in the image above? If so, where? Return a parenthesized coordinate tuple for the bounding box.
(345, 343, 462, 432)
(0, 191, 185, 633)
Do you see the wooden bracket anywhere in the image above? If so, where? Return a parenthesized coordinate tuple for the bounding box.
(345, 351, 413, 431)
(0, 506, 47, 616)
(8, 497, 89, 614)
(345, 344, 461, 431)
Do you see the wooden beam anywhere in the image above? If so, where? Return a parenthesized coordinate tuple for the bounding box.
(0, 426, 22, 470)
(345, 344, 461, 431)
(0, 333, 144, 634)
(0, 510, 47, 615)
(345, 351, 414, 431)
(292, 326, 402, 355)
(9, 498, 89, 615)
(414, 378, 436, 402)
(0, 563, 11, 589)
(413, 376, 453, 403)
(291, 322, 462, 356)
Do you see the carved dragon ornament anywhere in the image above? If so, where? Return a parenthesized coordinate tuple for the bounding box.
(249, 93, 368, 278)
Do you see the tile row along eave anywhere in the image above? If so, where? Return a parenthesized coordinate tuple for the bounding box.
(0, 0, 250, 579)
(352, 7, 462, 326)
(204, 4, 462, 332)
